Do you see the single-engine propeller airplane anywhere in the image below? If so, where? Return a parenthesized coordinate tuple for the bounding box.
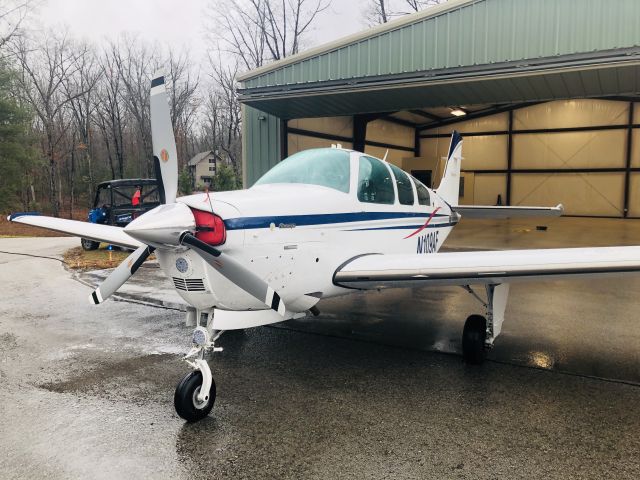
(9, 74, 640, 422)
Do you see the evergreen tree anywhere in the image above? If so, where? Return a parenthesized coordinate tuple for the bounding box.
(212, 164, 240, 191)
(0, 67, 37, 212)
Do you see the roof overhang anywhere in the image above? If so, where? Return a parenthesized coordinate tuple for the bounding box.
(239, 48, 640, 119)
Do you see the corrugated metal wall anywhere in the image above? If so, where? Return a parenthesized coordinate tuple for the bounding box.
(243, 105, 282, 187)
(243, 0, 640, 89)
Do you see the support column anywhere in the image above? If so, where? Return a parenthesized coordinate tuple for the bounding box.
(279, 118, 288, 160)
(506, 109, 514, 206)
(623, 102, 634, 218)
(353, 114, 368, 153)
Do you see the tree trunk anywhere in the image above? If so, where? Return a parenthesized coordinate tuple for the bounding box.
(70, 136, 76, 220)
(48, 137, 59, 217)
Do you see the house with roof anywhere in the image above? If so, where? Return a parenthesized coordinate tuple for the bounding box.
(188, 150, 232, 188)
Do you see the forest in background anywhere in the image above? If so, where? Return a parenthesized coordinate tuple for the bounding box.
(0, 0, 446, 217)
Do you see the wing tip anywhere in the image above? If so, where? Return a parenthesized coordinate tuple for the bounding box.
(8, 211, 41, 222)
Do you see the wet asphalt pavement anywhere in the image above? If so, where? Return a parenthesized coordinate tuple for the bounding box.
(1, 225, 640, 479)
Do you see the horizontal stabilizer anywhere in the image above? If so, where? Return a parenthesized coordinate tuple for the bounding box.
(8, 214, 143, 249)
(452, 204, 563, 219)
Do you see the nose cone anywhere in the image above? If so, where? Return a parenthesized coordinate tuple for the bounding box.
(124, 202, 195, 246)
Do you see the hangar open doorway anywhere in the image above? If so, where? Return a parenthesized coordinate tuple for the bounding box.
(282, 99, 640, 218)
(238, 0, 640, 218)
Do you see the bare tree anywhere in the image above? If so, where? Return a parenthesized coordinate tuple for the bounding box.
(63, 42, 100, 213)
(96, 47, 128, 180)
(368, 0, 389, 24)
(0, 0, 35, 53)
(109, 37, 159, 177)
(208, 0, 330, 71)
(166, 49, 200, 168)
(210, 61, 242, 172)
(365, 0, 448, 25)
(11, 32, 91, 216)
(403, 0, 448, 12)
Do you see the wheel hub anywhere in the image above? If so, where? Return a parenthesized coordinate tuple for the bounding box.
(192, 386, 208, 409)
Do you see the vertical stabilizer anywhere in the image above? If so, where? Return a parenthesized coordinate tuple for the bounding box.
(436, 131, 463, 206)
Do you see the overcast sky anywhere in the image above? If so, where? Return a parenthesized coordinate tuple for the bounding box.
(33, 0, 371, 65)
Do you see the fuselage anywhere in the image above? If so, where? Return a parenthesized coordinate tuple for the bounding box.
(155, 149, 458, 313)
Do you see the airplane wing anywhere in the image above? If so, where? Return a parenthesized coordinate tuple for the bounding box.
(333, 246, 640, 289)
(8, 213, 143, 249)
(452, 204, 563, 219)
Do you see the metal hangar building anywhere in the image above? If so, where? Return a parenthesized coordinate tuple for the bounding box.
(238, 0, 640, 218)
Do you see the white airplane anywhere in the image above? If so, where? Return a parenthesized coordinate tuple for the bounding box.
(9, 74, 640, 422)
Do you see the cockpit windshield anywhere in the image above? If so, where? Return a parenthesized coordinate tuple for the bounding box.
(254, 148, 351, 193)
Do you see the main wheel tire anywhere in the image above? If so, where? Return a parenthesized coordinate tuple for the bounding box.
(174, 371, 216, 422)
(462, 314, 487, 365)
(81, 238, 99, 251)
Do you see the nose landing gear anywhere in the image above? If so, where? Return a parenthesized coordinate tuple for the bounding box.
(175, 322, 224, 422)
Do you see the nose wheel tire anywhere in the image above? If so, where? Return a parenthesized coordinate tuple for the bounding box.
(462, 314, 487, 365)
(174, 371, 216, 422)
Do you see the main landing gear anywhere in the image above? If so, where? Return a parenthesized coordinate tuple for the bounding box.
(175, 310, 224, 422)
(460, 283, 510, 365)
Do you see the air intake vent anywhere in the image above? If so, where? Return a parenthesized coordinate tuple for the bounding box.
(172, 277, 206, 292)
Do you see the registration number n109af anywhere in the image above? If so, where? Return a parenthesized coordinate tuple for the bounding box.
(417, 231, 439, 254)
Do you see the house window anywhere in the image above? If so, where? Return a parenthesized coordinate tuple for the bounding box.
(209, 158, 215, 163)
(209, 166, 216, 172)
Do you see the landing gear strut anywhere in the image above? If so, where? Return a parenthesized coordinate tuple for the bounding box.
(461, 283, 510, 365)
(175, 310, 224, 422)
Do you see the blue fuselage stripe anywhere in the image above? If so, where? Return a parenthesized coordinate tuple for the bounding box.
(345, 222, 457, 231)
(224, 211, 448, 231)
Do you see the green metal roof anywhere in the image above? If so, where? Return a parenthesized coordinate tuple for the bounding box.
(238, 0, 640, 117)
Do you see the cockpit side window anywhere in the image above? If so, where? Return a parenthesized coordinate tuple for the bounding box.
(411, 176, 431, 206)
(357, 156, 395, 204)
(389, 164, 414, 206)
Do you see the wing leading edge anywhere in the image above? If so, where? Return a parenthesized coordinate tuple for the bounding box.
(333, 246, 640, 289)
(8, 214, 143, 249)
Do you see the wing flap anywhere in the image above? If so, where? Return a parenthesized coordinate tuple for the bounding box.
(334, 246, 640, 289)
(8, 214, 143, 249)
(452, 204, 563, 219)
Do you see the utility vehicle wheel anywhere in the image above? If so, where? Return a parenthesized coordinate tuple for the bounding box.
(81, 238, 99, 251)
(462, 314, 487, 365)
(174, 371, 216, 422)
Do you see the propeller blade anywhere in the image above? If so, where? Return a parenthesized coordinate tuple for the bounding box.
(150, 73, 178, 204)
(89, 245, 155, 304)
(180, 233, 287, 317)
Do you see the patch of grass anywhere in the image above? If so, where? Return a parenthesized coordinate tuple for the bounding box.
(63, 246, 155, 271)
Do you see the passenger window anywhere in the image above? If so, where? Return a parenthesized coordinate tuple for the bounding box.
(389, 164, 414, 206)
(357, 156, 395, 204)
(411, 176, 431, 206)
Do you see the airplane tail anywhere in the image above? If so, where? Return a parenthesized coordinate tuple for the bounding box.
(436, 131, 463, 206)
